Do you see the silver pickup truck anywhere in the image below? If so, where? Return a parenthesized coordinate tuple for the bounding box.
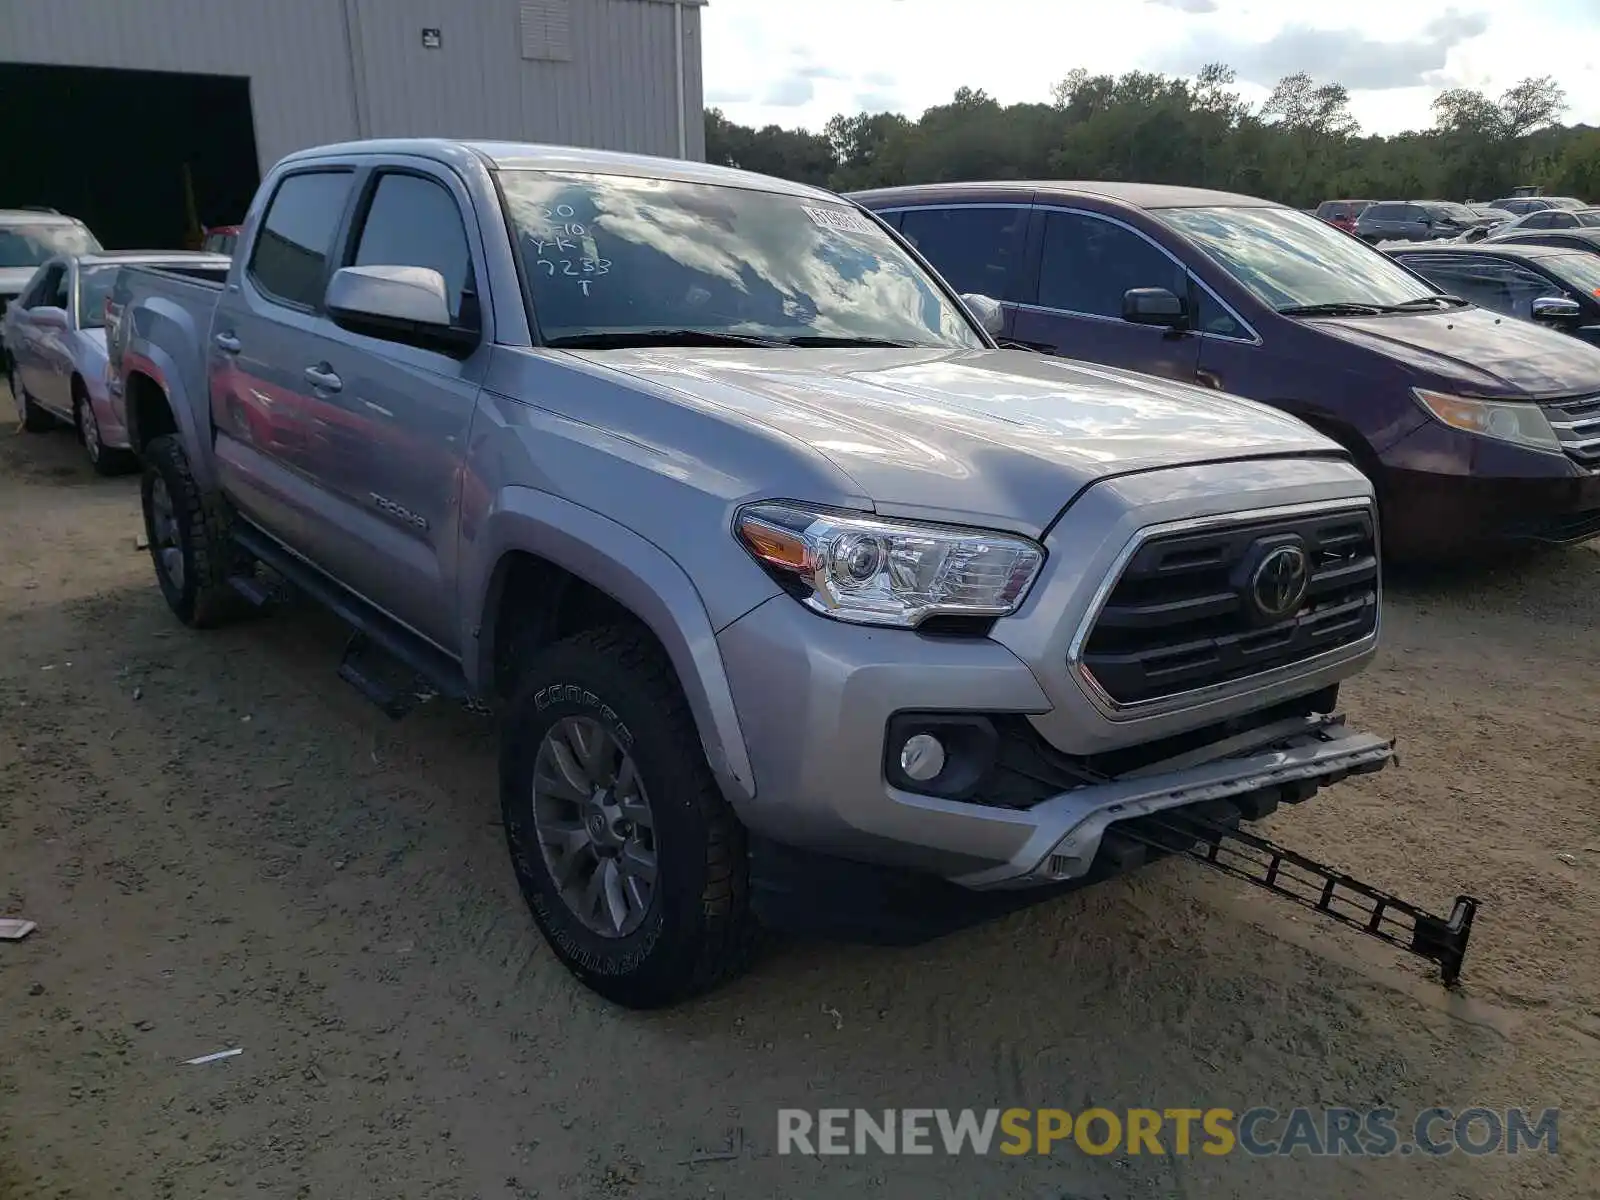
(106, 138, 1392, 1007)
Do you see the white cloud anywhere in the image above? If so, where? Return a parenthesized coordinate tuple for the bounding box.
(701, 0, 1600, 135)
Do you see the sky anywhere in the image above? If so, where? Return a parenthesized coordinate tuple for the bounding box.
(701, 0, 1600, 137)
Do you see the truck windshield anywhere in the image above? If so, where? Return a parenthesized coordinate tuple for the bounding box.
(496, 171, 985, 349)
(1160, 206, 1437, 313)
(0, 223, 101, 268)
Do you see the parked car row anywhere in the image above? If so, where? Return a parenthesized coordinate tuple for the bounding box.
(848, 181, 1600, 557)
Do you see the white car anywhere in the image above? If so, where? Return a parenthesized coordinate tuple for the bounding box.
(3, 250, 228, 473)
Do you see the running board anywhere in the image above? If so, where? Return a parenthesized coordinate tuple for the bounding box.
(1125, 809, 1479, 986)
(230, 522, 472, 717)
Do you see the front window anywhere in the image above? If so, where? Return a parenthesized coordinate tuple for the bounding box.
(1159, 206, 1438, 312)
(0, 222, 100, 268)
(496, 171, 985, 349)
(1432, 203, 1480, 224)
(1545, 252, 1600, 299)
(77, 265, 122, 329)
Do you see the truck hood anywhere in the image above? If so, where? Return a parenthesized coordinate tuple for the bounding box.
(1309, 306, 1600, 397)
(573, 346, 1339, 531)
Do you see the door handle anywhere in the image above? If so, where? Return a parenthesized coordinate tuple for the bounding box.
(303, 364, 343, 393)
(214, 332, 241, 353)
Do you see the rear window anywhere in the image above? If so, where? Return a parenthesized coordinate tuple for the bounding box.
(247, 170, 354, 309)
(1363, 203, 1404, 221)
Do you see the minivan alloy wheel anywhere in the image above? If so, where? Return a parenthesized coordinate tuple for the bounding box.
(531, 716, 658, 938)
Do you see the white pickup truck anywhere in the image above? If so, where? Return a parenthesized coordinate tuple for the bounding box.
(104, 138, 1414, 1007)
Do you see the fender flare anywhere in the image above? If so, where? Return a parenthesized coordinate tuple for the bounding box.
(467, 487, 757, 807)
(122, 322, 216, 489)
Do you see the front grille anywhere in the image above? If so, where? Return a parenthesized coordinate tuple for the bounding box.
(1543, 393, 1600, 471)
(1078, 507, 1378, 706)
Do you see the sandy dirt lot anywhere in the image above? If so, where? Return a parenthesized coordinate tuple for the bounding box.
(1, 405, 1597, 1200)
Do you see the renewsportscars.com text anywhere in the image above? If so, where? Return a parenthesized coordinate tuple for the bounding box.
(777, 1107, 1559, 1158)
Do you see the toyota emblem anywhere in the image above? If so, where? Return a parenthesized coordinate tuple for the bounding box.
(1250, 544, 1310, 621)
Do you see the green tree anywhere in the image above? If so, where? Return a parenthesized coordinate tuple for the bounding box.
(702, 69, 1596, 208)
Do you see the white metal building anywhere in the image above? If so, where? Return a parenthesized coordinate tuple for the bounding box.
(0, 0, 707, 246)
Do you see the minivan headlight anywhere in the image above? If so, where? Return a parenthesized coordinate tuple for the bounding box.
(1412, 389, 1561, 452)
(735, 502, 1044, 627)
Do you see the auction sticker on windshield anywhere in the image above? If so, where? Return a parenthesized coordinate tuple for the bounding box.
(802, 206, 883, 237)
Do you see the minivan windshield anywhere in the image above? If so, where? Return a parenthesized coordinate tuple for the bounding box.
(0, 222, 100, 268)
(1160, 206, 1439, 313)
(496, 171, 985, 349)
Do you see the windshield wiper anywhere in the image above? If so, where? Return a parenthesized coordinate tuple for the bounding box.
(1278, 302, 1387, 317)
(782, 335, 920, 347)
(545, 329, 791, 349)
(1373, 294, 1470, 312)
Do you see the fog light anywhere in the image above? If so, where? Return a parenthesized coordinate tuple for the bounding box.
(899, 733, 946, 782)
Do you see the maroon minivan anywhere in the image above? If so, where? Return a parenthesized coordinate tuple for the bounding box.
(849, 182, 1600, 559)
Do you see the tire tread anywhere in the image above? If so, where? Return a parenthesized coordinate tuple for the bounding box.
(505, 624, 758, 1006)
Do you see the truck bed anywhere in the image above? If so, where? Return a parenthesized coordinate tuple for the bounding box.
(106, 263, 230, 448)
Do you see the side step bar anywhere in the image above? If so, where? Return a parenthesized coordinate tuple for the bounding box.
(229, 522, 473, 719)
(1123, 808, 1479, 986)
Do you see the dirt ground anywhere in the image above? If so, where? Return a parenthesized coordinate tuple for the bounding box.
(1, 403, 1597, 1200)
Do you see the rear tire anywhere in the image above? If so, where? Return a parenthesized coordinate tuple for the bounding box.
(140, 434, 241, 628)
(500, 626, 758, 1008)
(12, 369, 54, 433)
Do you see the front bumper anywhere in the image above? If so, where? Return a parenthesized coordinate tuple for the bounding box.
(1379, 420, 1600, 555)
(717, 594, 1393, 890)
(716, 457, 1388, 888)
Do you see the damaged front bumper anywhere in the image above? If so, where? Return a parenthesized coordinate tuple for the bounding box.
(957, 714, 1394, 890)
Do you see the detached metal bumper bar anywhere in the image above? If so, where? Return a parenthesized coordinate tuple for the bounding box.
(1126, 808, 1480, 986)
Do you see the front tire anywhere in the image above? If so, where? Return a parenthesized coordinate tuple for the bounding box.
(501, 626, 757, 1008)
(11, 368, 54, 433)
(140, 434, 241, 628)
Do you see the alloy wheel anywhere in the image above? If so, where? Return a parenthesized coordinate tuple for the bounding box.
(79, 399, 101, 463)
(530, 716, 658, 938)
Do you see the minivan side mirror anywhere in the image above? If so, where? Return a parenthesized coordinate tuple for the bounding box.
(1122, 287, 1189, 330)
(32, 307, 70, 329)
(959, 292, 1005, 337)
(325, 265, 478, 356)
(1531, 295, 1583, 323)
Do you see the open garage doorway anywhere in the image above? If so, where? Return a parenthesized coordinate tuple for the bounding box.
(0, 63, 260, 251)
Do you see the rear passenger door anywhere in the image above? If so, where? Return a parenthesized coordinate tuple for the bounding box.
(894, 205, 1029, 338)
(1009, 208, 1200, 382)
(212, 166, 359, 554)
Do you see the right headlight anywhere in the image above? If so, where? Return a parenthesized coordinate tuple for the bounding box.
(1412, 388, 1561, 452)
(735, 502, 1044, 628)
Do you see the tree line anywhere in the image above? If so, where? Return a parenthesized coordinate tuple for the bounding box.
(704, 67, 1600, 207)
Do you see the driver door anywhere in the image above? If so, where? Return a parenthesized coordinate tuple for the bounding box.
(14, 261, 72, 416)
(1009, 207, 1201, 382)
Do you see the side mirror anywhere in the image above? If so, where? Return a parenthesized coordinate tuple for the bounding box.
(33, 307, 69, 329)
(959, 292, 1005, 337)
(1531, 295, 1583, 323)
(325, 265, 477, 356)
(1122, 287, 1189, 330)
